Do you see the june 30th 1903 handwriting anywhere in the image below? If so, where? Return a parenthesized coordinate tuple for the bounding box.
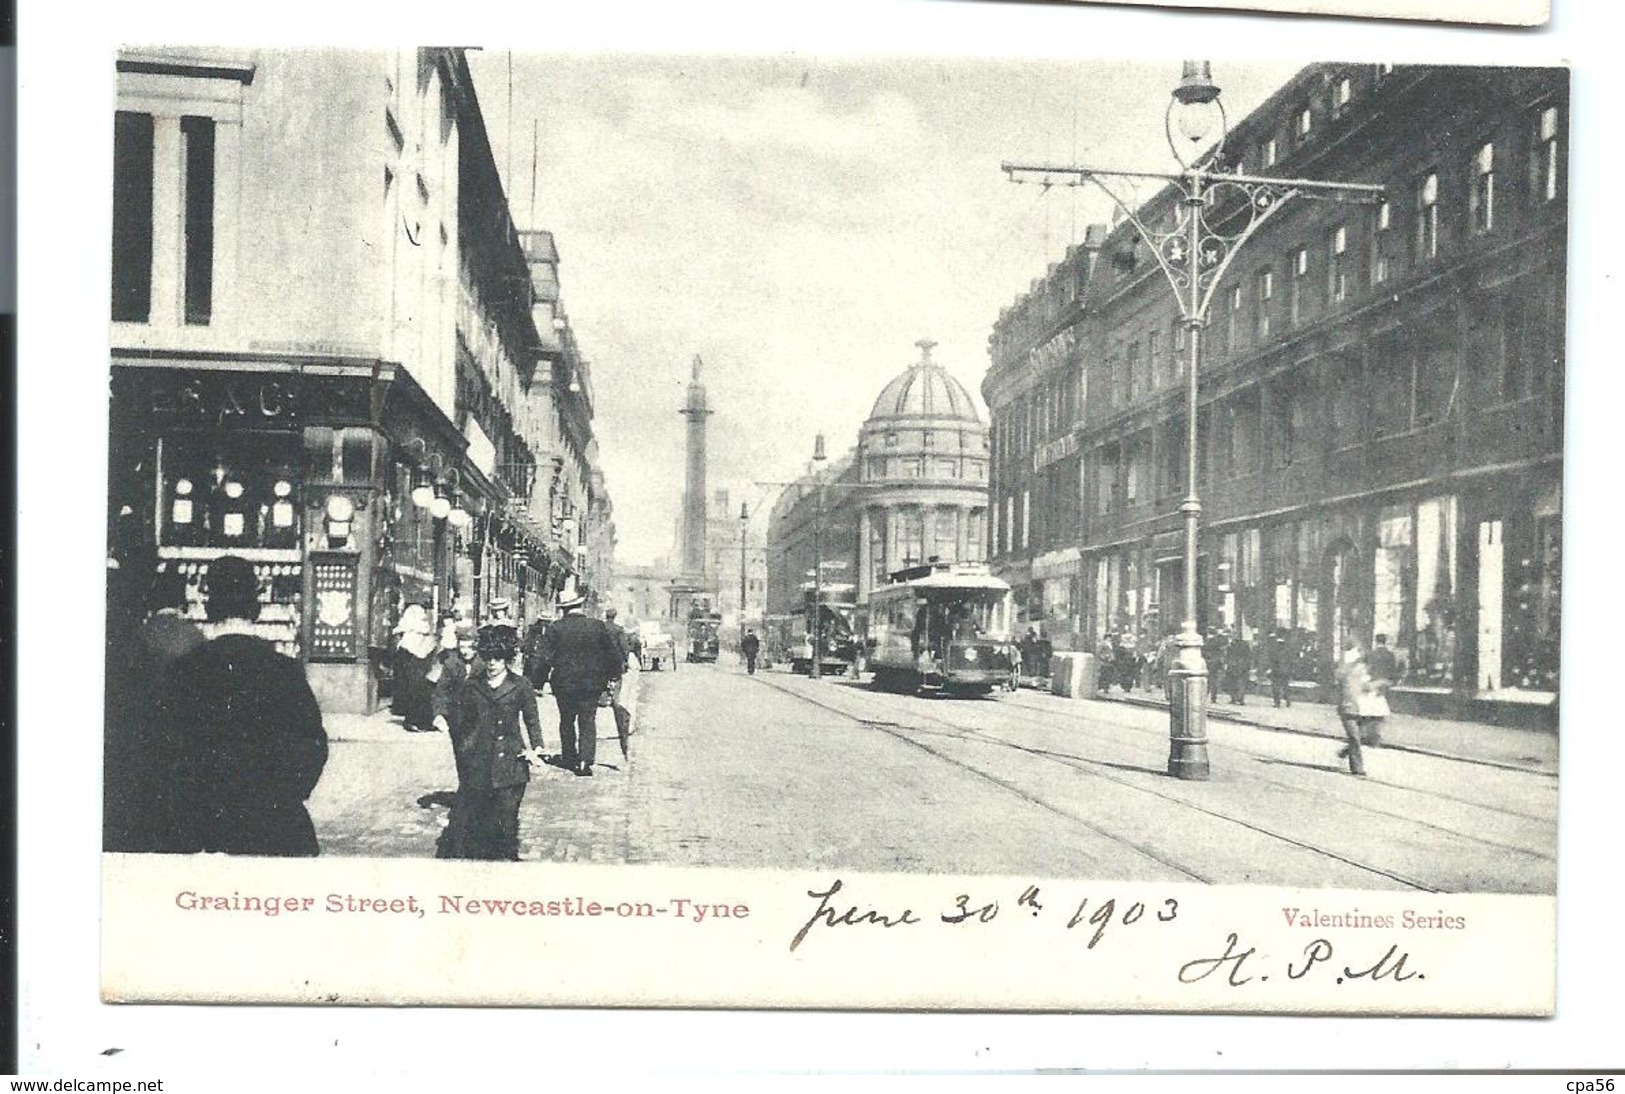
(789, 878, 1433, 989)
(788, 877, 1178, 953)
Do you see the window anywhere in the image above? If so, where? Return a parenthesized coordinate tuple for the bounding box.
(899, 508, 925, 566)
(1256, 269, 1274, 340)
(1415, 171, 1439, 262)
(181, 116, 217, 325)
(936, 458, 959, 479)
(1333, 77, 1353, 119)
(1531, 106, 1562, 204)
(111, 111, 155, 322)
(1296, 106, 1313, 143)
(1021, 489, 1031, 550)
(1290, 246, 1310, 326)
(884, 431, 898, 447)
(1470, 142, 1495, 233)
(1264, 137, 1279, 168)
(1369, 199, 1393, 286)
(923, 430, 935, 448)
(1107, 355, 1124, 409)
(934, 509, 959, 563)
(1226, 284, 1242, 352)
(965, 510, 985, 563)
(1148, 330, 1162, 389)
(1126, 342, 1141, 401)
(1328, 224, 1349, 303)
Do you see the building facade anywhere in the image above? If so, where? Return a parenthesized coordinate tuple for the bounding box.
(767, 342, 991, 621)
(108, 48, 614, 712)
(985, 64, 1566, 719)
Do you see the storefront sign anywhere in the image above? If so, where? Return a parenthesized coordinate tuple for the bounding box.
(148, 373, 298, 425)
(309, 553, 359, 662)
(1033, 432, 1079, 472)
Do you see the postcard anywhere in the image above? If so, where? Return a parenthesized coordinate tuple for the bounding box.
(98, 48, 1564, 1015)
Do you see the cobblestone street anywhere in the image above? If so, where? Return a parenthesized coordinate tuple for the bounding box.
(308, 658, 1555, 893)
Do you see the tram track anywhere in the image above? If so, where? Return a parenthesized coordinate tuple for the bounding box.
(994, 690, 1558, 828)
(749, 671, 1453, 892)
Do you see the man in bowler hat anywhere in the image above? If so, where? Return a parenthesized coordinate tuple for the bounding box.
(528, 587, 624, 776)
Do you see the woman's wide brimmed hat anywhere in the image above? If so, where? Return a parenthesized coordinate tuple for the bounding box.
(476, 623, 520, 660)
(393, 603, 432, 636)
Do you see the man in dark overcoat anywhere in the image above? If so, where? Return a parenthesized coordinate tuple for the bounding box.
(741, 629, 761, 675)
(601, 607, 635, 759)
(1225, 632, 1253, 705)
(165, 554, 328, 857)
(528, 588, 624, 776)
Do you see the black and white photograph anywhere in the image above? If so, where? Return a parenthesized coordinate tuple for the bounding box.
(93, 47, 1565, 1012)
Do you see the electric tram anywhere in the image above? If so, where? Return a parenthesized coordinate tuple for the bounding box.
(786, 582, 860, 676)
(864, 562, 1014, 696)
(686, 609, 722, 663)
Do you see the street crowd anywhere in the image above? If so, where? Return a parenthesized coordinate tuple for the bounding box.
(105, 555, 640, 863)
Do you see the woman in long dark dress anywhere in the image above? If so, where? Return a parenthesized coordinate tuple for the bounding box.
(391, 603, 438, 733)
(435, 624, 541, 861)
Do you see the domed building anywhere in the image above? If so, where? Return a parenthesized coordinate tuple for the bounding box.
(765, 340, 991, 623)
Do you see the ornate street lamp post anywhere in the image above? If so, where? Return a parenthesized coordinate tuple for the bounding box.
(739, 501, 750, 624)
(810, 433, 828, 681)
(1004, 62, 1382, 780)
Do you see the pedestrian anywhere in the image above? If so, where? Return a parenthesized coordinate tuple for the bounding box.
(1019, 627, 1039, 679)
(165, 555, 329, 856)
(1204, 627, 1229, 701)
(1036, 629, 1054, 682)
(392, 603, 439, 733)
(1267, 627, 1293, 708)
(602, 606, 635, 760)
(104, 588, 205, 852)
(1115, 629, 1140, 692)
(1095, 632, 1117, 694)
(1335, 645, 1389, 777)
(527, 587, 624, 776)
(433, 622, 542, 860)
(1225, 631, 1253, 705)
(429, 620, 484, 857)
(742, 628, 761, 675)
(1368, 633, 1399, 692)
(1157, 633, 1179, 699)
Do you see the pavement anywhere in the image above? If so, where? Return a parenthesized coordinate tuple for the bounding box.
(306, 654, 1555, 893)
(1018, 678, 1557, 776)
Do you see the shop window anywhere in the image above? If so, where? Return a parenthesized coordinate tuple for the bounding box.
(111, 111, 155, 323)
(1373, 504, 1415, 655)
(1503, 511, 1561, 691)
(160, 436, 300, 550)
(1409, 495, 1459, 686)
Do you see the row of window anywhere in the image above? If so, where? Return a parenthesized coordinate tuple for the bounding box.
(875, 428, 988, 451)
(864, 456, 987, 482)
(1094, 102, 1563, 414)
(112, 111, 217, 325)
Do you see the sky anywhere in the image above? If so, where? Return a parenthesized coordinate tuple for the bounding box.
(465, 53, 1300, 566)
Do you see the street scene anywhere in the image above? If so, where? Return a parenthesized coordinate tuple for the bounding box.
(313, 657, 1555, 892)
(104, 51, 1564, 897)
